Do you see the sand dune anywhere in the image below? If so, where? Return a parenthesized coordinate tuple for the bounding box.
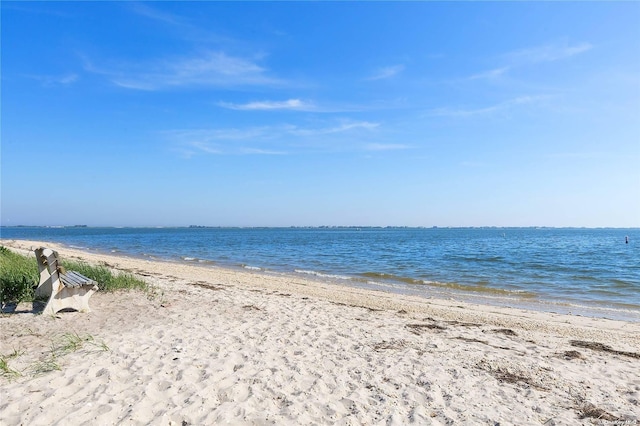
(1, 240, 639, 425)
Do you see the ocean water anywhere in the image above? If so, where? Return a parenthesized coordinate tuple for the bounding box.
(1, 227, 639, 321)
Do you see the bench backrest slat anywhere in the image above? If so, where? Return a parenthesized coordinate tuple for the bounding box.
(36, 248, 59, 275)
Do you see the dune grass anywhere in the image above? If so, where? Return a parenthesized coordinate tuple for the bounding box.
(0, 246, 148, 306)
(0, 247, 39, 306)
(61, 259, 148, 293)
(0, 333, 110, 381)
(0, 349, 23, 380)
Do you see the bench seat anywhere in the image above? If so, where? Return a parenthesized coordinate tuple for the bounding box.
(60, 271, 98, 288)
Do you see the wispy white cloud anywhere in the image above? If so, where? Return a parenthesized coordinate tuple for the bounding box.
(80, 3, 275, 91)
(428, 95, 548, 118)
(171, 120, 379, 142)
(130, 3, 184, 26)
(467, 67, 510, 81)
(59, 74, 78, 84)
(289, 121, 380, 137)
(84, 51, 282, 90)
(27, 73, 78, 87)
(182, 143, 287, 156)
(189, 141, 223, 155)
(367, 65, 405, 81)
(166, 127, 271, 144)
(219, 99, 399, 114)
(365, 143, 410, 151)
(165, 120, 381, 156)
(219, 99, 316, 111)
(240, 148, 288, 155)
(464, 41, 592, 82)
(170, 129, 276, 157)
(128, 3, 235, 46)
(506, 42, 593, 65)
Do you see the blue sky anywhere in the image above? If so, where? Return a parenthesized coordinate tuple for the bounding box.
(1, 2, 639, 227)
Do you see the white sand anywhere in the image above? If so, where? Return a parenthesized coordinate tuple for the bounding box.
(1, 239, 639, 425)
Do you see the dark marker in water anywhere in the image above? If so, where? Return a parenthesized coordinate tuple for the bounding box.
(626, 236, 629, 244)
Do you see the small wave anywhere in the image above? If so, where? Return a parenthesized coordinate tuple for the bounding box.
(421, 280, 537, 298)
(360, 272, 391, 278)
(364, 280, 407, 290)
(295, 269, 352, 281)
(182, 257, 197, 261)
(545, 300, 640, 321)
(359, 272, 537, 298)
(243, 265, 262, 271)
(610, 279, 638, 289)
(359, 272, 423, 285)
(446, 254, 505, 263)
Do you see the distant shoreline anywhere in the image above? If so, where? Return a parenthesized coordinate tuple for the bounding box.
(2, 225, 639, 229)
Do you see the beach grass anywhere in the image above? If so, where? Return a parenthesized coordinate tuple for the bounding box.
(61, 259, 148, 293)
(0, 349, 23, 380)
(0, 246, 39, 305)
(52, 332, 110, 355)
(1, 333, 110, 380)
(0, 246, 148, 305)
(30, 332, 109, 377)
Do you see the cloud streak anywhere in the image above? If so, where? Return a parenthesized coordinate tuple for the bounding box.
(166, 120, 382, 156)
(218, 99, 397, 114)
(465, 41, 592, 82)
(84, 4, 272, 90)
(27, 73, 78, 87)
(367, 65, 405, 81)
(85, 51, 283, 91)
(365, 143, 410, 151)
(507, 42, 593, 65)
(428, 95, 548, 118)
(129, 3, 237, 46)
(467, 67, 510, 81)
(289, 121, 379, 137)
(219, 99, 316, 111)
(130, 3, 185, 26)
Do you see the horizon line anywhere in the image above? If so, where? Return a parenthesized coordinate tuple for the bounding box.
(1, 225, 638, 230)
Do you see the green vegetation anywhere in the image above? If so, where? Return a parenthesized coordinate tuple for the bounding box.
(0, 246, 148, 306)
(32, 332, 109, 377)
(0, 246, 39, 305)
(0, 349, 23, 380)
(31, 358, 61, 376)
(52, 332, 110, 355)
(62, 259, 148, 293)
(0, 333, 110, 381)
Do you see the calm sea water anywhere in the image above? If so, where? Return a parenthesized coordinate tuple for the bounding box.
(2, 227, 639, 321)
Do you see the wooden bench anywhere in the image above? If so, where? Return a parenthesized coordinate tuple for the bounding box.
(34, 247, 99, 315)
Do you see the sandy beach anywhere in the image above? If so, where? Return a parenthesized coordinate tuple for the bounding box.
(1, 239, 639, 425)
